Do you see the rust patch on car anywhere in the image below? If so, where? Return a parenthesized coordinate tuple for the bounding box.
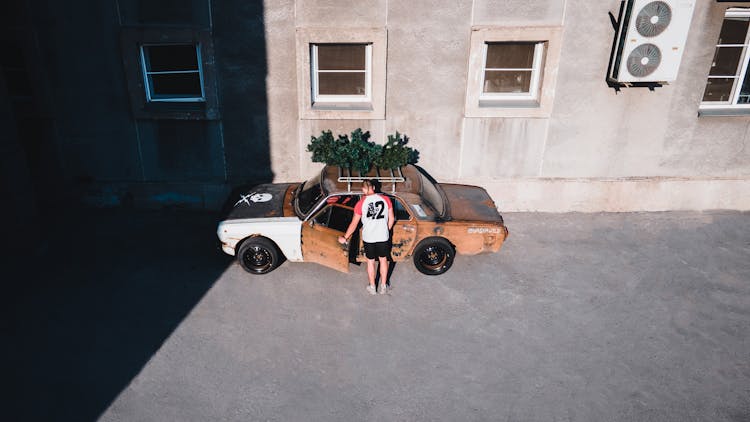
(282, 184, 298, 217)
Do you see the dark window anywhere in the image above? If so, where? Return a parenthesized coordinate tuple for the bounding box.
(419, 172, 446, 217)
(390, 197, 411, 221)
(314, 206, 331, 226)
(312, 43, 370, 99)
(484, 42, 535, 93)
(482, 41, 544, 99)
(328, 206, 354, 232)
(313, 205, 353, 233)
(296, 173, 324, 216)
(702, 12, 750, 105)
(141, 44, 204, 102)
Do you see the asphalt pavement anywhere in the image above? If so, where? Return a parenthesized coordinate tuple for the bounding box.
(6, 209, 750, 421)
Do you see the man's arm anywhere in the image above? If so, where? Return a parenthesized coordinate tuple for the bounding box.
(338, 214, 361, 244)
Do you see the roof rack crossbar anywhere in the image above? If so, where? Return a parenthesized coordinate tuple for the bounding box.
(337, 166, 405, 193)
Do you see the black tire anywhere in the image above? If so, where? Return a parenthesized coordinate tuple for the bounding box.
(413, 237, 454, 276)
(237, 237, 283, 274)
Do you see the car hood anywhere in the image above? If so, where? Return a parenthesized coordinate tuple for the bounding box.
(441, 183, 503, 223)
(224, 183, 294, 220)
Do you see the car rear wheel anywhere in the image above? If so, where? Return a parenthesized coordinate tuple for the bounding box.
(413, 237, 454, 276)
(237, 237, 283, 274)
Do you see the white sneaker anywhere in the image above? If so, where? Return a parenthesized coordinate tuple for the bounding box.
(366, 285, 377, 295)
(378, 283, 388, 294)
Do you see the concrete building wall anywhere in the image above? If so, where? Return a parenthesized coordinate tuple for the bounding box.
(35, 0, 141, 183)
(13, 0, 272, 208)
(0, 63, 38, 251)
(7, 0, 747, 212)
(277, 0, 750, 211)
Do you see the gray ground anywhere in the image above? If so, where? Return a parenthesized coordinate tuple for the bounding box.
(8, 210, 750, 421)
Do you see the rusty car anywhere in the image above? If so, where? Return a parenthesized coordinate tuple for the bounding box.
(217, 165, 509, 276)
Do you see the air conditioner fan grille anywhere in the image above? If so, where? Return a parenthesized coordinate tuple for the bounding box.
(626, 43, 662, 77)
(635, 1, 672, 37)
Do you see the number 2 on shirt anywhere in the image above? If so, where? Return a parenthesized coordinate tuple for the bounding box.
(366, 201, 386, 220)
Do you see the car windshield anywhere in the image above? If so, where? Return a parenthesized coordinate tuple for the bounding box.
(419, 172, 445, 217)
(295, 172, 324, 216)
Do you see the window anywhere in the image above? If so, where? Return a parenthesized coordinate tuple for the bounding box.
(464, 27, 562, 118)
(295, 28, 386, 119)
(140, 43, 204, 102)
(311, 44, 371, 103)
(419, 172, 446, 217)
(295, 172, 324, 217)
(121, 28, 218, 119)
(701, 9, 750, 112)
(481, 42, 544, 102)
(313, 205, 354, 233)
(387, 196, 412, 221)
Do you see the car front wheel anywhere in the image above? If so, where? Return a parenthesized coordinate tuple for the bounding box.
(413, 237, 454, 276)
(237, 237, 282, 274)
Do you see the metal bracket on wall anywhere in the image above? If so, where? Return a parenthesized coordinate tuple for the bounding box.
(605, 0, 664, 93)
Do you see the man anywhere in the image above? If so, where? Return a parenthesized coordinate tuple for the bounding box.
(338, 179, 395, 295)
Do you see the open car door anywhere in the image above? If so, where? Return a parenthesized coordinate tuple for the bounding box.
(301, 203, 355, 273)
(389, 195, 417, 261)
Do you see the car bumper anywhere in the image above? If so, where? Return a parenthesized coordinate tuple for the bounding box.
(220, 242, 236, 256)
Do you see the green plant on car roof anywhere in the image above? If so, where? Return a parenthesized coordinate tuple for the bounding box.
(345, 128, 382, 173)
(306, 130, 349, 168)
(374, 132, 419, 170)
(307, 128, 419, 172)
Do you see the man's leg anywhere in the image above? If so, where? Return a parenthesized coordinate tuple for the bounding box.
(378, 256, 389, 293)
(366, 258, 377, 287)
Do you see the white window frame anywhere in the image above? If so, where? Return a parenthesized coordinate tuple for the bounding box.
(479, 41, 545, 102)
(140, 43, 205, 103)
(701, 8, 750, 112)
(310, 43, 372, 104)
(295, 28, 386, 120)
(464, 26, 562, 118)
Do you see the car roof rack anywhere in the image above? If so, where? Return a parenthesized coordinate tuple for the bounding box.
(337, 167, 405, 193)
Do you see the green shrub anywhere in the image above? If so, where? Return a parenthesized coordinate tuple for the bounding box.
(307, 128, 420, 172)
(306, 130, 349, 168)
(374, 132, 419, 170)
(345, 129, 382, 173)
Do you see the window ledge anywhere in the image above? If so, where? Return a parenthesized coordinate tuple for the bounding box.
(698, 107, 750, 117)
(135, 101, 217, 120)
(479, 99, 540, 108)
(312, 102, 373, 111)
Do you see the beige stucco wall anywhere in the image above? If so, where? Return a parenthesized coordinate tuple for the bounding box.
(264, 0, 750, 211)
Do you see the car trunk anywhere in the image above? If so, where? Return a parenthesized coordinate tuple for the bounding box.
(224, 183, 293, 220)
(440, 183, 503, 223)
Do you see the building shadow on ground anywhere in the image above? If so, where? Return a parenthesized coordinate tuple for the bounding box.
(5, 208, 233, 421)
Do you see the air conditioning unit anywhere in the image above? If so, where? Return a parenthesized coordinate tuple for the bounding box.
(608, 0, 696, 84)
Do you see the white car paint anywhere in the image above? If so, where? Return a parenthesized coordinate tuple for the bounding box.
(217, 217, 304, 261)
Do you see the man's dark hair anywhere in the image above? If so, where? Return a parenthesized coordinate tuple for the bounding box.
(368, 179, 382, 193)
